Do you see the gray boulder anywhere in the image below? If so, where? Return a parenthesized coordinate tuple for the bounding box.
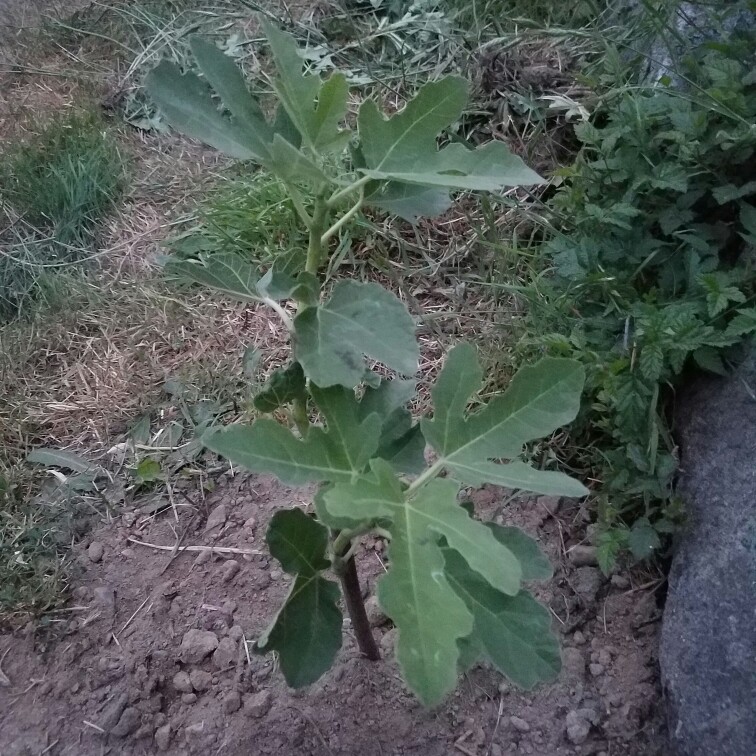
(661, 342, 756, 755)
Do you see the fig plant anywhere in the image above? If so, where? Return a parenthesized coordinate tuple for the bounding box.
(147, 22, 588, 706)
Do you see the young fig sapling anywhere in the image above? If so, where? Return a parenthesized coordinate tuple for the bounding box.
(146, 21, 587, 706)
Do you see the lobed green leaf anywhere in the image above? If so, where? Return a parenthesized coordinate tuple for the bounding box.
(294, 280, 418, 388)
(256, 510, 342, 687)
(421, 344, 588, 496)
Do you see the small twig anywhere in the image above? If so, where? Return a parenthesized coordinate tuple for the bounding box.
(454, 733, 477, 756)
(160, 521, 192, 575)
(118, 595, 151, 637)
(9, 679, 40, 704)
(486, 697, 505, 756)
(127, 537, 261, 556)
(82, 720, 106, 734)
(39, 740, 60, 755)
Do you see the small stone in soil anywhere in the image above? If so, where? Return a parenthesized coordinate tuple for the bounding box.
(222, 560, 240, 583)
(610, 574, 630, 589)
(204, 504, 227, 534)
(569, 545, 598, 566)
(99, 692, 129, 731)
(365, 595, 389, 628)
(182, 693, 198, 704)
(224, 689, 242, 714)
(173, 671, 193, 693)
(510, 715, 530, 733)
(179, 629, 219, 664)
(111, 707, 141, 738)
(589, 663, 605, 677)
(380, 628, 397, 656)
(572, 630, 587, 645)
(562, 647, 586, 681)
(228, 625, 244, 643)
(244, 690, 272, 718)
(87, 542, 104, 563)
(155, 724, 172, 751)
(213, 637, 238, 670)
(537, 495, 563, 517)
(565, 711, 591, 745)
(185, 721, 205, 740)
(252, 572, 271, 590)
(194, 550, 211, 566)
(189, 669, 212, 692)
(573, 567, 603, 604)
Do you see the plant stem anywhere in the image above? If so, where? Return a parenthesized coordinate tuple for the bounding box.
(261, 297, 294, 331)
(406, 458, 445, 494)
(321, 191, 364, 246)
(306, 192, 329, 275)
(340, 554, 381, 661)
(331, 523, 375, 558)
(291, 396, 309, 436)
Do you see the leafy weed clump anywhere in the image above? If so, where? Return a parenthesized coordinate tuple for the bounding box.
(520, 34, 756, 569)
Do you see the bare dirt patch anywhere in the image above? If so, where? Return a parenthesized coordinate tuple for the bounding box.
(0, 475, 665, 755)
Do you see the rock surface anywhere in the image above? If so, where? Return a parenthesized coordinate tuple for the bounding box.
(661, 342, 756, 756)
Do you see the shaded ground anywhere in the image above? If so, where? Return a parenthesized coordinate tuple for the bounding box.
(1, 474, 665, 755)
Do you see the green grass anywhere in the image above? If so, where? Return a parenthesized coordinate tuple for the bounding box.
(0, 111, 125, 245)
(0, 110, 127, 321)
(174, 172, 307, 267)
(442, 0, 604, 32)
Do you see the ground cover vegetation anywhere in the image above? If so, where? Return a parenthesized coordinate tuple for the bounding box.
(0, 111, 126, 320)
(514, 0, 756, 569)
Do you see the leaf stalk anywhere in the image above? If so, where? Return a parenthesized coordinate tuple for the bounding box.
(327, 175, 371, 208)
(340, 554, 381, 661)
(321, 190, 364, 246)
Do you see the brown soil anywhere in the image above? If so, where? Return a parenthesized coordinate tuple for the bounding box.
(0, 476, 666, 756)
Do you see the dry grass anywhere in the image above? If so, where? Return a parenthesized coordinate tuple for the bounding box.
(0, 270, 288, 461)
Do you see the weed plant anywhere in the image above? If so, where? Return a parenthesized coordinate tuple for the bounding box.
(518, 17, 756, 569)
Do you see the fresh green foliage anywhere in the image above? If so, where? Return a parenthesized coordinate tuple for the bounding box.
(0, 111, 126, 320)
(147, 22, 585, 706)
(173, 173, 307, 268)
(0, 111, 125, 245)
(521, 37, 756, 568)
(441, 0, 601, 31)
